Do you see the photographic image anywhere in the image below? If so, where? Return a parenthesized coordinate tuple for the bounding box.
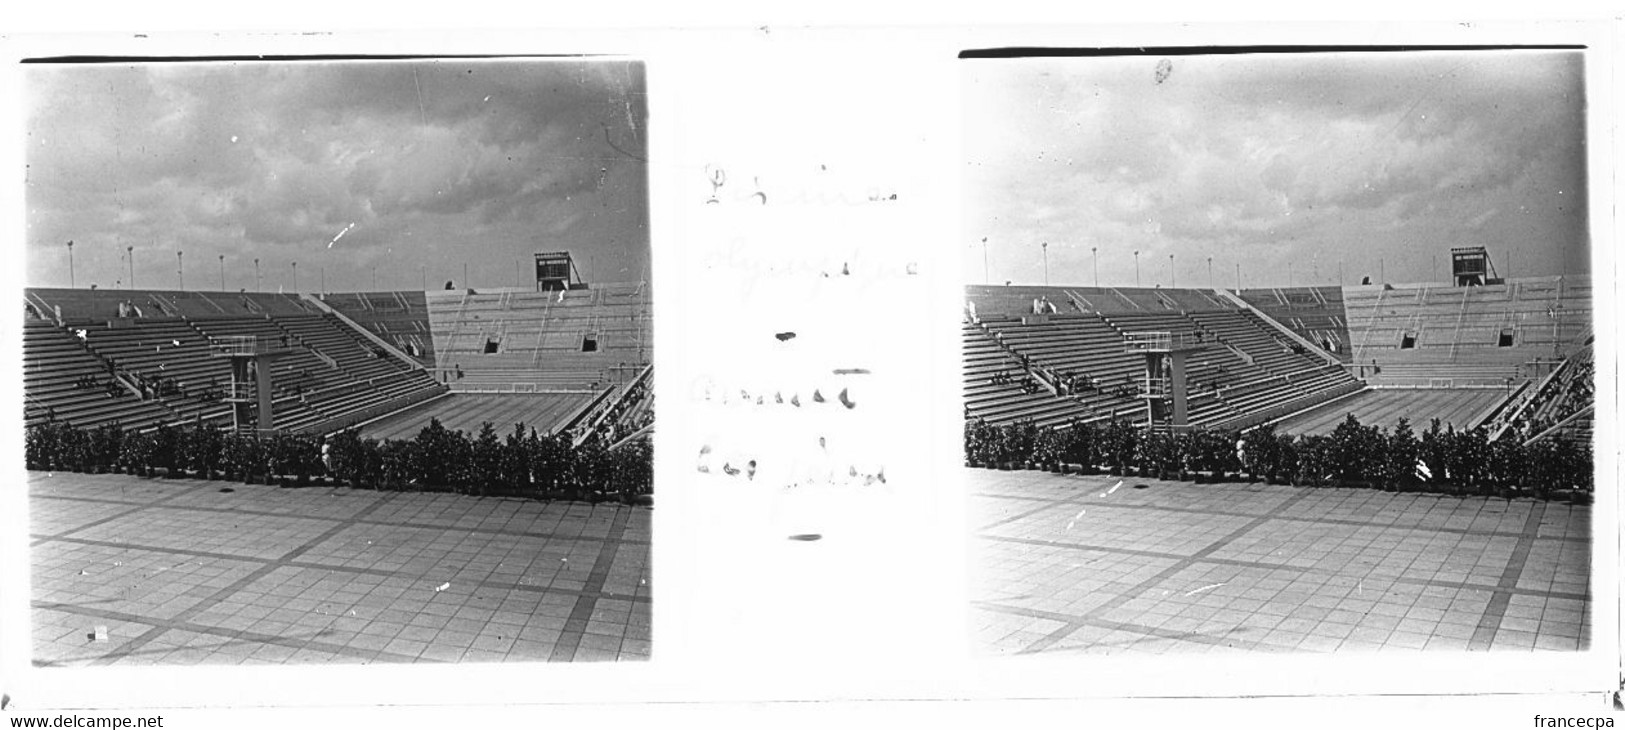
(962, 49, 1593, 656)
(23, 57, 652, 665)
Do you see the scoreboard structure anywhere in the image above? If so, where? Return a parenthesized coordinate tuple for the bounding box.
(1451, 246, 1503, 287)
(534, 251, 587, 292)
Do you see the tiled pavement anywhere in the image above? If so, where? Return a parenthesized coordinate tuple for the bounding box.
(29, 471, 650, 666)
(971, 468, 1590, 655)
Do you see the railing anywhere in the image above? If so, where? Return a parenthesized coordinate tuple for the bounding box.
(211, 335, 259, 356)
(1123, 331, 1206, 352)
(223, 381, 257, 400)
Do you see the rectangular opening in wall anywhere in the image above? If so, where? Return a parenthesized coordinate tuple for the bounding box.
(1498, 328, 1515, 347)
(581, 334, 598, 353)
(1400, 331, 1417, 349)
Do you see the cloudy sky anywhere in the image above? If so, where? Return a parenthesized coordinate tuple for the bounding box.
(963, 51, 1589, 289)
(25, 59, 648, 292)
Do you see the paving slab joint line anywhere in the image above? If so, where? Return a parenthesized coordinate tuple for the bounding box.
(88, 494, 395, 665)
(31, 486, 198, 547)
(1016, 490, 1313, 655)
(549, 506, 632, 662)
(1469, 501, 1548, 650)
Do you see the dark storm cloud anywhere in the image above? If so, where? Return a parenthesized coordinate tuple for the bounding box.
(964, 52, 1588, 288)
(25, 59, 648, 292)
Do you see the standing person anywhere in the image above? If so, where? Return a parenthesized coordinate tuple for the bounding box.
(320, 438, 332, 476)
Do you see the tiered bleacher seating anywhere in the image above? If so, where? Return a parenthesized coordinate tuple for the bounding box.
(29, 287, 323, 321)
(1237, 286, 1353, 362)
(320, 291, 437, 368)
(1106, 310, 1358, 429)
(426, 283, 651, 390)
(1342, 275, 1590, 386)
(23, 320, 176, 430)
(68, 318, 234, 426)
(24, 287, 446, 435)
(963, 284, 1364, 431)
(963, 318, 1119, 429)
(965, 284, 1235, 317)
(1516, 343, 1595, 447)
(189, 315, 441, 432)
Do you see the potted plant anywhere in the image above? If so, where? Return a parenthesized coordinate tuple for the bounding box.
(1032, 427, 1065, 473)
(326, 429, 363, 488)
(379, 439, 415, 491)
(1485, 433, 1526, 500)
(185, 424, 225, 480)
(1293, 435, 1330, 488)
(1245, 425, 1277, 484)
(469, 422, 504, 497)
(120, 429, 156, 477)
(90, 424, 123, 474)
(149, 424, 182, 478)
(358, 437, 385, 489)
(59, 427, 89, 472)
(501, 423, 533, 496)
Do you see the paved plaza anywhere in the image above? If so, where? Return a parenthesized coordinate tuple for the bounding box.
(29, 471, 650, 666)
(971, 468, 1591, 655)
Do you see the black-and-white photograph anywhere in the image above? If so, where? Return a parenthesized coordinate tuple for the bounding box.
(962, 50, 1594, 656)
(22, 57, 652, 666)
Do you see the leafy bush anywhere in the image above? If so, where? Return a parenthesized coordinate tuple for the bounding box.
(1103, 418, 1138, 473)
(1376, 418, 1419, 489)
(1031, 427, 1066, 468)
(119, 430, 156, 475)
(25, 419, 655, 505)
(1294, 435, 1333, 487)
(469, 422, 503, 497)
(185, 424, 224, 478)
(1061, 420, 1098, 469)
(328, 429, 367, 486)
(1330, 414, 1381, 484)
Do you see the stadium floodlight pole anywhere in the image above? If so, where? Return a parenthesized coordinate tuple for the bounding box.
(463, 262, 469, 289)
(1207, 256, 1213, 288)
(1133, 250, 1140, 287)
(1169, 253, 1175, 288)
(321, 267, 326, 294)
(177, 250, 184, 291)
(218, 255, 225, 291)
(420, 265, 426, 292)
(1042, 241, 1049, 286)
(291, 261, 298, 292)
(1235, 262, 1241, 291)
(254, 258, 261, 292)
(66, 240, 75, 287)
(127, 246, 134, 289)
(1092, 246, 1099, 287)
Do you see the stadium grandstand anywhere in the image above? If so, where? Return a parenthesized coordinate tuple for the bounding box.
(24, 253, 653, 449)
(964, 253, 1593, 447)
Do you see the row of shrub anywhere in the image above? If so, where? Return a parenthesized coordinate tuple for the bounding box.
(964, 415, 1593, 502)
(25, 418, 653, 505)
